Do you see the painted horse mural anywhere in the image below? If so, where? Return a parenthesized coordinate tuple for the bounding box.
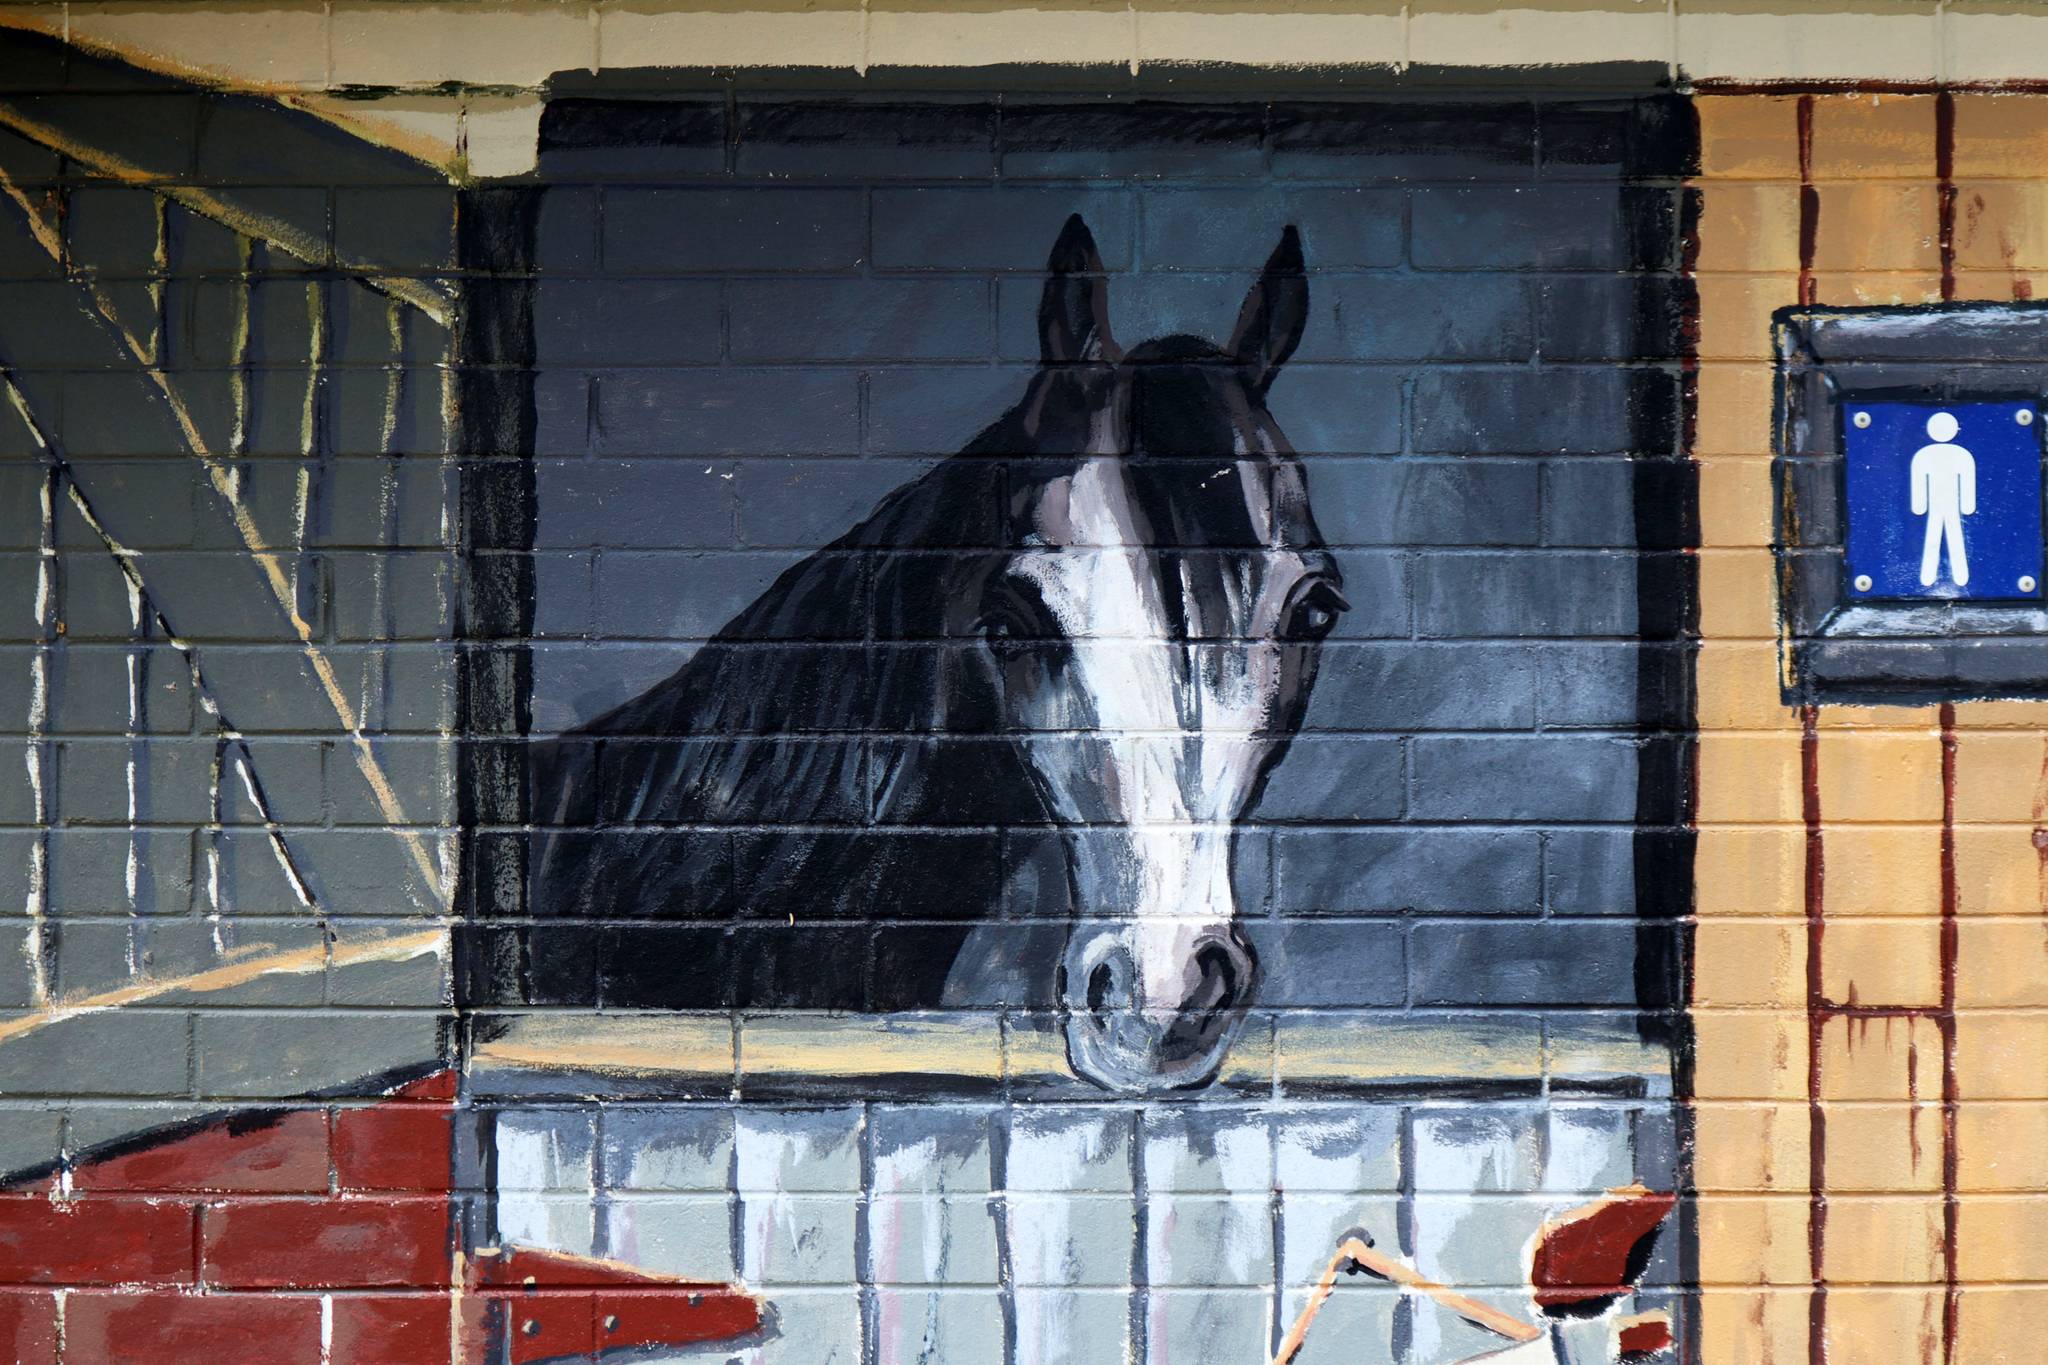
(528, 214, 1346, 1092)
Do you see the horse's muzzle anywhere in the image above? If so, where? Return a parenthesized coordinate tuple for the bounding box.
(1059, 926, 1257, 1093)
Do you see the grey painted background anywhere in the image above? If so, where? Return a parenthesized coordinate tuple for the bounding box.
(522, 93, 1690, 1016)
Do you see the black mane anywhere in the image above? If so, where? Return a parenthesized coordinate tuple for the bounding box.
(523, 395, 1079, 1010)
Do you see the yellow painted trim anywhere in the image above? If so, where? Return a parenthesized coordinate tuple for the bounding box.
(472, 1011, 1669, 1088)
(0, 928, 447, 1049)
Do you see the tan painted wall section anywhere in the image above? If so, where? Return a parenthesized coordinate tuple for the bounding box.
(1693, 90, 2048, 1365)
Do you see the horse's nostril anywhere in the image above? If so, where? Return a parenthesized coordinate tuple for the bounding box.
(1087, 961, 1117, 1019)
(1060, 934, 1254, 1091)
(1193, 943, 1241, 1018)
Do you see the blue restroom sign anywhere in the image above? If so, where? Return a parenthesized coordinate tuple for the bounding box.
(1844, 400, 2046, 601)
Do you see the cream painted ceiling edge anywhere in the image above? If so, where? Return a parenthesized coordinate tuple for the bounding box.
(0, 0, 2026, 177)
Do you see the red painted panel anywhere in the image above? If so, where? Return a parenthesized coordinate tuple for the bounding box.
(0, 1290, 58, 1365)
(470, 1289, 767, 1365)
(0, 1069, 759, 1365)
(0, 1196, 195, 1286)
(388, 1069, 460, 1102)
(468, 1247, 764, 1362)
(332, 1293, 455, 1365)
(63, 1291, 322, 1361)
(73, 1110, 331, 1194)
(1530, 1186, 1677, 1311)
(333, 1106, 455, 1193)
(591, 1289, 766, 1355)
(200, 1196, 451, 1289)
(1618, 1314, 1675, 1358)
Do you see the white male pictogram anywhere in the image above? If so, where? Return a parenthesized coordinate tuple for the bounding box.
(1911, 410, 1976, 587)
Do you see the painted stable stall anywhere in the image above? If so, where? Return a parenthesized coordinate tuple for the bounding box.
(451, 85, 1694, 1363)
(0, 50, 1698, 1365)
(468, 1012, 1677, 1364)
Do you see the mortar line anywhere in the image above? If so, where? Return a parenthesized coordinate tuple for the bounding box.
(1267, 1105, 1285, 1365)
(1796, 93, 1826, 1365)
(1392, 1106, 1416, 1365)
(1129, 1106, 1149, 1365)
(857, 1099, 878, 1365)
(992, 1101, 1016, 1365)
(22, 460, 56, 1008)
(1938, 701, 1959, 1365)
(1801, 702, 1827, 1365)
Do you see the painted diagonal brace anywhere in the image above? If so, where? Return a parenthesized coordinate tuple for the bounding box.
(0, 168, 449, 909)
(0, 371, 322, 927)
(0, 929, 445, 1050)
(0, 101, 456, 328)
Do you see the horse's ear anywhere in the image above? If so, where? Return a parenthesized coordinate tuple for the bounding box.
(1040, 213, 1117, 365)
(1229, 226, 1308, 396)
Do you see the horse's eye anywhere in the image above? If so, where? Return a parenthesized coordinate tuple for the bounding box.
(978, 581, 1065, 665)
(979, 610, 1034, 661)
(1283, 581, 1349, 643)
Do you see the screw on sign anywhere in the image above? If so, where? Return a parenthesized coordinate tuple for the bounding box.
(1270, 1184, 1676, 1365)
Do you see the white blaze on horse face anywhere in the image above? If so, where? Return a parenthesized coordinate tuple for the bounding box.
(1013, 456, 1302, 1022)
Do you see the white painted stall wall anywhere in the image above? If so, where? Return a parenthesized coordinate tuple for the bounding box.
(490, 1092, 1674, 1365)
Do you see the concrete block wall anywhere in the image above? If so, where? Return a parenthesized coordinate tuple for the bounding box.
(1688, 90, 2048, 1363)
(7, 8, 2048, 1357)
(0, 19, 1704, 1360)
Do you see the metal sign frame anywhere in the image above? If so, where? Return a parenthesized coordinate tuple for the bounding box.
(1775, 301, 2048, 703)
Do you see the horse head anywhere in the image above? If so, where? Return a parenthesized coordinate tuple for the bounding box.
(984, 215, 1345, 1092)
(521, 214, 1342, 1098)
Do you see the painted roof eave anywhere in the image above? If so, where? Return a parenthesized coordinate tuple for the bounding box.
(6, 2, 2046, 179)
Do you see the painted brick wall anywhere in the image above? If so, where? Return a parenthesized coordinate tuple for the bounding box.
(0, 31, 1699, 1363)
(11, 9, 2048, 1360)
